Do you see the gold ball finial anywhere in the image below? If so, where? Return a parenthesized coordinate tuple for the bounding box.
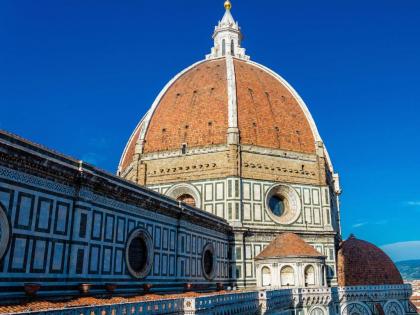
(224, 0, 232, 10)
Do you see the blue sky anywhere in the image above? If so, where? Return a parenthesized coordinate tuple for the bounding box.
(1, 0, 419, 261)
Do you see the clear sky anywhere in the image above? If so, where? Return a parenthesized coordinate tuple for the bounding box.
(1, 0, 419, 261)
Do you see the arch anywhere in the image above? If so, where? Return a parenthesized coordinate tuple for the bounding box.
(304, 265, 315, 287)
(384, 301, 404, 315)
(261, 266, 272, 287)
(280, 265, 295, 286)
(310, 307, 325, 315)
(166, 183, 202, 209)
(176, 194, 196, 207)
(341, 302, 371, 315)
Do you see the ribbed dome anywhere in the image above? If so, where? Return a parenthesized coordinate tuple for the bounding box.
(119, 57, 319, 171)
(337, 235, 404, 286)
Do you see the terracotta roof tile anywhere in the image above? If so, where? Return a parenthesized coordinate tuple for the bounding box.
(337, 235, 404, 286)
(143, 59, 228, 153)
(120, 58, 318, 174)
(255, 233, 324, 260)
(235, 60, 316, 154)
(0, 291, 237, 314)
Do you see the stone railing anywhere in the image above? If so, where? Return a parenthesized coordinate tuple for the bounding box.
(334, 284, 412, 302)
(3, 285, 415, 315)
(9, 298, 184, 315)
(184, 291, 260, 315)
(261, 287, 332, 313)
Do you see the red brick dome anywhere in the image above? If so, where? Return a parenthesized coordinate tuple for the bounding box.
(119, 57, 320, 171)
(337, 235, 404, 286)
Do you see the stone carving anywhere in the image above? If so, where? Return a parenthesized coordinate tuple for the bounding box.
(341, 302, 370, 315)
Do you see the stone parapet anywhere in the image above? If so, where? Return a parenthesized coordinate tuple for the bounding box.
(0, 285, 415, 315)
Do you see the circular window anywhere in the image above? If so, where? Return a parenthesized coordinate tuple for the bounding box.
(166, 184, 201, 209)
(176, 194, 196, 207)
(202, 243, 217, 280)
(125, 228, 153, 279)
(0, 204, 11, 261)
(265, 184, 301, 225)
(268, 195, 285, 216)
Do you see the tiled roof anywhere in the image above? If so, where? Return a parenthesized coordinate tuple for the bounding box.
(0, 291, 231, 314)
(337, 235, 404, 286)
(255, 233, 324, 260)
(120, 57, 317, 173)
(234, 60, 315, 154)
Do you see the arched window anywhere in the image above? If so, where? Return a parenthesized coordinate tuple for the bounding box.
(342, 303, 370, 315)
(261, 266, 271, 287)
(280, 265, 295, 286)
(304, 265, 315, 287)
(321, 266, 325, 286)
(222, 39, 226, 56)
(231, 39, 235, 55)
(384, 301, 404, 315)
(310, 308, 325, 315)
(177, 194, 196, 207)
(166, 183, 201, 209)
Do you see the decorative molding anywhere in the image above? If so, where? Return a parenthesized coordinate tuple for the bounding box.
(0, 165, 76, 196)
(140, 144, 228, 161)
(265, 184, 302, 225)
(241, 145, 317, 162)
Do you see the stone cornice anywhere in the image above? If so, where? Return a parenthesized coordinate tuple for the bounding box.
(0, 130, 232, 234)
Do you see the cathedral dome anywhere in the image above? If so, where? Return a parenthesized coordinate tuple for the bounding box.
(337, 235, 404, 286)
(119, 57, 320, 171)
(118, 2, 327, 173)
(117, 1, 341, 195)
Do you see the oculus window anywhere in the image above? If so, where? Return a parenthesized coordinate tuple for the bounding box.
(265, 184, 301, 225)
(202, 243, 217, 280)
(125, 228, 153, 279)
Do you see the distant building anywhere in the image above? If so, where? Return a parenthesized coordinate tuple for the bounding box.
(0, 1, 416, 314)
(408, 280, 420, 312)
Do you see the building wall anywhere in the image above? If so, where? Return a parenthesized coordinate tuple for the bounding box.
(149, 176, 339, 288)
(0, 131, 232, 299)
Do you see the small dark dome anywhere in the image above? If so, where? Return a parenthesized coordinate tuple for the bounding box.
(337, 235, 404, 286)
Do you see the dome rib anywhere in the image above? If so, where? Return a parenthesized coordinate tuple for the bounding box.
(235, 59, 316, 154)
(246, 60, 322, 143)
(118, 59, 208, 170)
(143, 58, 229, 153)
(118, 57, 338, 175)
